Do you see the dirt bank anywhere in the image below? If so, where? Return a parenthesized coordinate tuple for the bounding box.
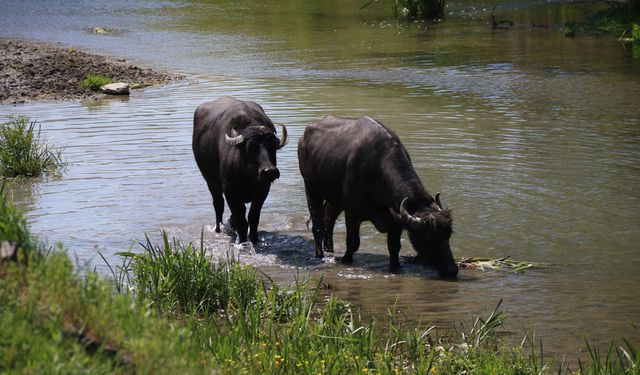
(1, 38, 182, 104)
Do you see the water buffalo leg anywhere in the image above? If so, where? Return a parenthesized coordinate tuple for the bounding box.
(387, 228, 402, 273)
(341, 212, 360, 264)
(212, 192, 224, 233)
(226, 196, 248, 243)
(248, 196, 266, 244)
(304, 187, 325, 258)
(206, 181, 225, 233)
(322, 202, 340, 253)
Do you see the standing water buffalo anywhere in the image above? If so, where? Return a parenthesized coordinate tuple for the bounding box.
(193, 96, 287, 243)
(298, 115, 458, 278)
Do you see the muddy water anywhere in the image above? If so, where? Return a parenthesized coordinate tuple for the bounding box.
(1, 0, 639, 360)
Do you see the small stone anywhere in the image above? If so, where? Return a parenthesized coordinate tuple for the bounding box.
(1, 240, 17, 262)
(92, 27, 110, 34)
(100, 82, 130, 95)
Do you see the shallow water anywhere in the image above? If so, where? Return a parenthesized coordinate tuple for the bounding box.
(1, 0, 639, 361)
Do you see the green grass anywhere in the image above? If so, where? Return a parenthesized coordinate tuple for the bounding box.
(80, 74, 112, 92)
(116, 231, 259, 316)
(1, 191, 638, 374)
(0, 116, 65, 178)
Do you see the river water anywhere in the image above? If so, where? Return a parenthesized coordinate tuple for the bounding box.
(1, 0, 639, 361)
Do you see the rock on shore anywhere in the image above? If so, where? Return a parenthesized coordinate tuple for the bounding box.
(0, 38, 181, 104)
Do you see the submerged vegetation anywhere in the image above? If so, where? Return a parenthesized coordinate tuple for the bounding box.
(1, 190, 638, 374)
(0, 116, 65, 178)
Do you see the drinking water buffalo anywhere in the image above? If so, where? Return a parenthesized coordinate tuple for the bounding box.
(298, 115, 458, 278)
(193, 96, 287, 243)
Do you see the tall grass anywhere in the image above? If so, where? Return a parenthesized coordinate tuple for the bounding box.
(0, 116, 65, 178)
(579, 337, 640, 375)
(118, 230, 258, 316)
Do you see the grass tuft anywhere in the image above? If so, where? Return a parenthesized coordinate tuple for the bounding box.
(80, 74, 112, 91)
(0, 116, 65, 178)
(120, 230, 258, 316)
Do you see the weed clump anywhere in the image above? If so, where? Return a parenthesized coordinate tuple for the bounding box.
(0, 116, 65, 178)
(119, 231, 258, 316)
(80, 74, 112, 91)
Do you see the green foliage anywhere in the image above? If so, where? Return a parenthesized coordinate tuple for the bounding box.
(122, 230, 258, 316)
(568, 2, 640, 37)
(80, 74, 112, 91)
(579, 336, 640, 375)
(632, 23, 640, 41)
(362, 0, 445, 21)
(0, 116, 65, 178)
(0, 251, 216, 374)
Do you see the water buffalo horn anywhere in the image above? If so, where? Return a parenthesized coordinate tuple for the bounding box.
(435, 192, 443, 210)
(277, 123, 288, 149)
(225, 128, 244, 146)
(399, 197, 423, 228)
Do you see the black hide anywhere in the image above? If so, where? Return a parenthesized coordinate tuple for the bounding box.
(193, 96, 284, 243)
(298, 115, 458, 278)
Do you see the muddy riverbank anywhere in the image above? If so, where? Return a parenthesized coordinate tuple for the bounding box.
(1, 38, 181, 104)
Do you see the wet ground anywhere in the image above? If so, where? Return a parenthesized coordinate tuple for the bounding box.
(0, 38, 179, 104)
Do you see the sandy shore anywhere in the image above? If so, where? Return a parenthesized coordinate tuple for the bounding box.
(1, 38, 182, 104)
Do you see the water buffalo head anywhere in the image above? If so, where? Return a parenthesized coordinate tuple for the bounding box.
(390, 194, 458, 279)
(225, 122, 287, 182)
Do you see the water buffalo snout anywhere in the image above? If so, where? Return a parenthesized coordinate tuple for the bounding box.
(260, 167, 280, 182)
